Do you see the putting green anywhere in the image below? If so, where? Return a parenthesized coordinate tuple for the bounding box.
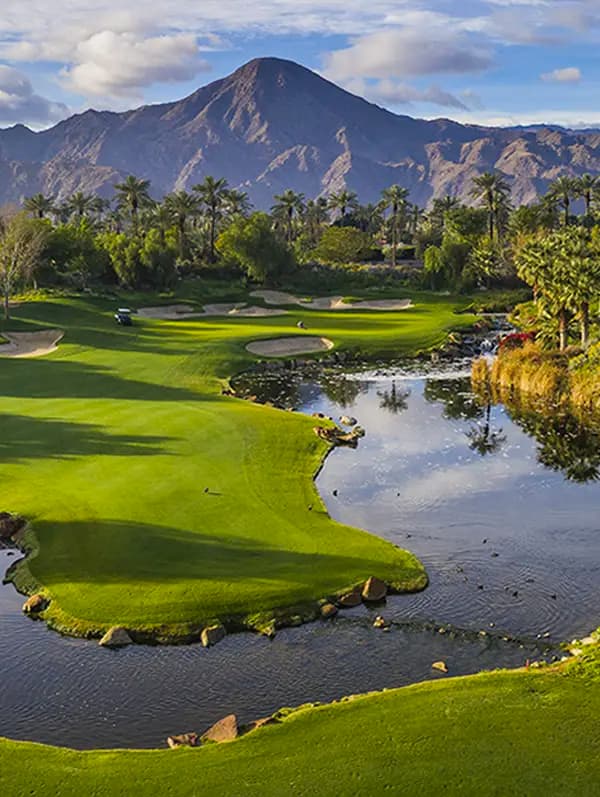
(0, 291, 469, 639)
(2, 646, 600, 795)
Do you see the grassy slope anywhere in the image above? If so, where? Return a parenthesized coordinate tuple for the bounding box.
(0, 290, 468, 637)
(2, 647, 600, 795)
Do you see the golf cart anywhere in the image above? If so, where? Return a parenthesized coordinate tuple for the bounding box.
(115, 308, 133, 326)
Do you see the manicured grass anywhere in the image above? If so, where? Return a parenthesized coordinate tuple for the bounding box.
(2, 646, 600, 795)
(0, 289, 471, 639)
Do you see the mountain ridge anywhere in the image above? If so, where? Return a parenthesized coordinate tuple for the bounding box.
(1, 56, 599, 208)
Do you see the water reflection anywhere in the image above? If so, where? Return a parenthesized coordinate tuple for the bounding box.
(466, 404, 507, 458)
(378, 381, 411, 414)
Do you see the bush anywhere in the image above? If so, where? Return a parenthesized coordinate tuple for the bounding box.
(311, 227, 375, 264)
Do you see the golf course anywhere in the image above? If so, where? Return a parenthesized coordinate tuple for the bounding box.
(2, 287, 600, 794)
(0, 288, 467, 640)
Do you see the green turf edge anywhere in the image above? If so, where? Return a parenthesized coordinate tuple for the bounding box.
(0, 291, 474, 643)
(2, 644, 600, 795)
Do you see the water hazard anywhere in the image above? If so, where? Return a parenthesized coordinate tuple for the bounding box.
(1, 362, 598, 749)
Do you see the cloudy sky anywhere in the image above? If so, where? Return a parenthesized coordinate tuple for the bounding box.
(1, 0, 599, 129)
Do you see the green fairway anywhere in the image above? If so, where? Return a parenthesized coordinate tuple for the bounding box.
(2, 646, 599, 796)
(0, 289, 469, 639)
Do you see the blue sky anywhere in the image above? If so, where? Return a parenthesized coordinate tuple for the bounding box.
(1, 0, 600, 129)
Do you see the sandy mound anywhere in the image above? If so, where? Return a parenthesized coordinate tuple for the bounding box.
(246, 336, 334, 357)
(251, 290, 412, 311)
(204, 303, 287, 317)
(137, 305, 201, 320)
(0, 329, 64, 358)
(138, 303, 287, 320)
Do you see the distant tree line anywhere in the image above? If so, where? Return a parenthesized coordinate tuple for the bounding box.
(0, 171, 598, 346)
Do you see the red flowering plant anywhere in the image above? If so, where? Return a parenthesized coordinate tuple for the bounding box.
(498, 331, 536, 351)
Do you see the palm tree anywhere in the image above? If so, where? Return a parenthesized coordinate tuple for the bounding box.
(327, 189, 358, 222)
(23, 193, 55, 219)
(114, 175, 152, 226)
(302, 198, 329, 245)
(65, 191, 96, 220)
(352, 203, 385, 235)
(470, 172, 510, 240)
(430, 195, 460, 231)
(224, 189, 251, 218)
(381, 185, 410, 266)
(271, 189, 305, 244)
(149, 204, 174, 247)
(546, 176, 576, 226)
(164, 191, 200, 259)
(193, 176, 229, 262)
(574, 173, 599, 220)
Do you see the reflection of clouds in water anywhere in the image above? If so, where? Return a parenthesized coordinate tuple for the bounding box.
(397, 455, 534, 506)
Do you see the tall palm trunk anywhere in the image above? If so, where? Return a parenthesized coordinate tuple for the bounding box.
(558, 307, 569, 351)
(580, 301, 590, 348)
(209, 208, 217, 263)
(391, 202, 398, 267)
(563, 198, 569, 227)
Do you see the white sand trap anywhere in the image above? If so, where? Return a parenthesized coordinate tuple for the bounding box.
(204, 303, 287, 317)
(0, 329, 64, 358)
(246, 336, 334, 357)
(251, 290, 412, 311)
(138, 304, 202, 320)
(138, 303, 287, 320)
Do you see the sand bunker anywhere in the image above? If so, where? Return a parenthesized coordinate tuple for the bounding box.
(0, 329, 64, 358)
(138, 303, 287, 320)
(246, 336, 334, 357)
(137, 305, 201, 320)
(251, 290, 412, 311)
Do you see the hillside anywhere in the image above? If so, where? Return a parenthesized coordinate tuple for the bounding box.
(1, 57, 599, 208)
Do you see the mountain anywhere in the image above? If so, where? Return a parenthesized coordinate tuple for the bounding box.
(1, 57, 600, 209)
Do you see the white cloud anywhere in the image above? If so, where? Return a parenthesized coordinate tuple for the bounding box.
(541, 66, 582, 83)
(60, 31, 210, 98)
(324, 27, 493, 83)
(0, 65, 69, 125)
(371, 79, 470, 110)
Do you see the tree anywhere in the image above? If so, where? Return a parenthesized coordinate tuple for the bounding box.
(381, 185, 410, 266)
(224, 189, 251, 218)
(65, 191, 96, 220)
(164, 191, 200, 259)
(217, 212, 294, 284)
(312, 227, 374, 264)
(546, 176, 576, 227)
(271, 189, 305, 244)
(0, 212, 48, 318)
(574, 173, 599, 220)
(23, 193, 55, 219)
(114, 176, 152, 226)
(327, 189, 359, 222)
(515, 227, 600, 350)
(301, 198, 329, 245)
(429, 196, 460, 232)
(470, 172, 510, 240)
(193, 176, 229, 262)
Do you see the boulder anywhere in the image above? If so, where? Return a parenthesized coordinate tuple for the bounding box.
(250, 716, 278, 731)
(99, 626, 133, 647)
(22, 594, 47, 614)
(340, 416, 358, 427)
(337, 590, 362, 608)
(202, 714, 238, 743)
(167, 733, 199, 749)
(432, 661, 449, 674)
(373, 615, 389, 629)
(201, 624, 226, 648)
(362, 577, 387, 602)
(320, 603, 338, 619)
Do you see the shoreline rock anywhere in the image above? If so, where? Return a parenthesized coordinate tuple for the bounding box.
(99, 626, 133, 648)
(202, 714, 238, 743)
(362, 577, 387, 602)
(201, 624, 226, 648)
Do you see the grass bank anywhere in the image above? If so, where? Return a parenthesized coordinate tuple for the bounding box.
(0, 288, 471, 641)
(2, 642, 600, 795)
(472, 342, 600, 420)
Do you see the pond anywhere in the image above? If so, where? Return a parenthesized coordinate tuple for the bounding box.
(1, 361, 598, 749)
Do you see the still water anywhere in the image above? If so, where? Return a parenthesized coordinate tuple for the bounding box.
(1, 364, 598, 749)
